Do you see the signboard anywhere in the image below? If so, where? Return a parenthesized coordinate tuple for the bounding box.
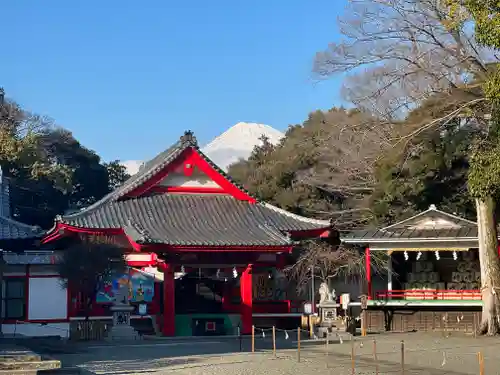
(360, 294, 368, 310)
(96, 268, 155, 303)
(138, 304, 147, 316)
(341, 293, 350, 310)
(303, 302, 312, 315)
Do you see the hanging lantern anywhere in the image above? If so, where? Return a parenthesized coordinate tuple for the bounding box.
(404, 251, 409, 261)
(435, 251, 440, 260)
(453, 251, 458, 260)
(232, 267, 238, 278)
(416, 251, 422, 260)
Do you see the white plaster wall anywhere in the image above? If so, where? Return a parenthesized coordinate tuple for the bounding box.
(2, 323, 69, 338)
(28, 277, 67, 320)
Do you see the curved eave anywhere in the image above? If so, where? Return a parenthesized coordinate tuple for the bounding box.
(261, 202, 332, 228)
(43, 222, 294, 250)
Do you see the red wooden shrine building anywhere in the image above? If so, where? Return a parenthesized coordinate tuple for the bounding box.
(42, 131, 332, 336)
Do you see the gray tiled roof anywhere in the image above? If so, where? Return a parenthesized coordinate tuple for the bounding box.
(59, 194, 328, 247)
(341, 205, 479, 243)
(0, 216, 43, 240)
(54, 131, 331, 247)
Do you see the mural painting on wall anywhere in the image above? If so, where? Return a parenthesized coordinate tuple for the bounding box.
(96, 268, 155, 303)
(252, 270, 287, 300)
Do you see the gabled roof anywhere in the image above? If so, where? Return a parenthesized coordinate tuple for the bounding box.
(49, 131, 331, 247)
(342, 205, 478, 243)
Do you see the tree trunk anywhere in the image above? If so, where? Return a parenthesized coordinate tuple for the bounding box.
(476, 197, 500, 335)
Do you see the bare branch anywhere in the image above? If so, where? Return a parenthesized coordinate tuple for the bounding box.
(314, 0, 491, 119)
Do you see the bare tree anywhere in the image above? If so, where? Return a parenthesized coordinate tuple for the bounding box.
(286, 240, 387, 296)
(314, 0, 491, 120)
(296, 109, 395, 228)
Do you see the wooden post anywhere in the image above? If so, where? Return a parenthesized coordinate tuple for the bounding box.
(272, 326, 276, 357)
(478, 352, 484, 375)
(297, 327, 301, 362)
(373, 339, 379, 375)
(325, 331, 329, 367)
(473, 313, 477, 338)
(351, 337, 355, 375)
(444, 313, 448, 337)
(251, 325, 255, 353)
(309, 315, 314, 338)
(360, 294, 368, 337)
(400, 340, 405, 375)
(361, 310, 367, 336)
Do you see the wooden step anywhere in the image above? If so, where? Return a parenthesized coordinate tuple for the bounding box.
(0, 359, 61, 370)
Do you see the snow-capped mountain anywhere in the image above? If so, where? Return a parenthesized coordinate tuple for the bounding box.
(202, 122, 284, 170)
(121, 122, 284, 175)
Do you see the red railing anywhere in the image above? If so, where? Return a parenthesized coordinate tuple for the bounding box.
(376, 289, 482, 300)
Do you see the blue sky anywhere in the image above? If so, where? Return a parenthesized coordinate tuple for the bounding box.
(1, 0, 346, 162)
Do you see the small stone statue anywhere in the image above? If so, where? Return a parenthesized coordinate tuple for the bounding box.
(319, 282, 336, 304)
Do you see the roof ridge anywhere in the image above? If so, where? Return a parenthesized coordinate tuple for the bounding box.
(60, 132, 197, 221)
(382, 205, 476, 231)
(260, 202, 331, 226)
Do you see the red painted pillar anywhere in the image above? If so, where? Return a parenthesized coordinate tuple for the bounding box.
(365, 247, 372, 299)
(162, 264, 176, 336)
(240, 264, 253, 335)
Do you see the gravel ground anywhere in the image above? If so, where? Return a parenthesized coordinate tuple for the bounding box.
(56, 332, 500, 374)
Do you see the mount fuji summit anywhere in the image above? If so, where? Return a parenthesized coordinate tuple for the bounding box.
(202, 122, 284, 170)
(122, 122, 284, 174)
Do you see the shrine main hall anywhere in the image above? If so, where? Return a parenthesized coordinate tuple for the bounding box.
(42, 131, 333, 336)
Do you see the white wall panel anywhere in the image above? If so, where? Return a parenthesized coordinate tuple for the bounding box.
(28, 277, 67, 320)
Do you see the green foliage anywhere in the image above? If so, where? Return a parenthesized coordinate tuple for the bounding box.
(0, 90, 125, 227)
(461, 2, 500, 199)
(465, 0, 500, 50)
(469, 141, 500, 199)
(58, 236, 126, 318)
(104, 160, 131, 191)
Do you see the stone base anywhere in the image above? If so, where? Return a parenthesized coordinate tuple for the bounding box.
(105, 325, 141, 341)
